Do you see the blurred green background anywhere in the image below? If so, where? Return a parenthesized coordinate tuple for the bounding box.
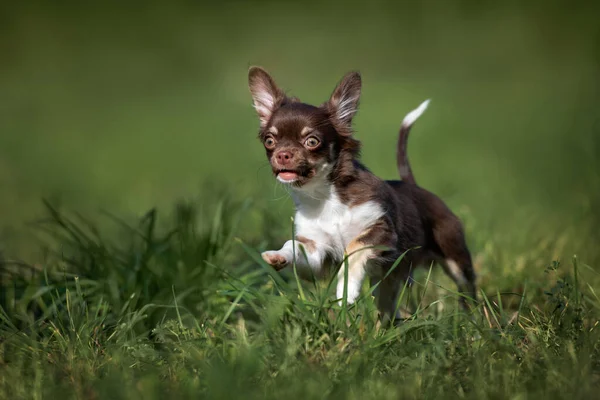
(1, 0, 599, 270)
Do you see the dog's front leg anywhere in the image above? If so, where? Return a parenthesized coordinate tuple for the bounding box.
(336, 237, 373, 306)
(337, 220, 405, 326)
(261, 236, 325, 276)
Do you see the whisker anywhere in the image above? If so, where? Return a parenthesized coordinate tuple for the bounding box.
(271, 180, 292, 201)
(255, 162, 272, 184)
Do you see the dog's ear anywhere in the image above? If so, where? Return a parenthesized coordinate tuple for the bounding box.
(327, 71, 361, 135)
(248, 66, 286, 128)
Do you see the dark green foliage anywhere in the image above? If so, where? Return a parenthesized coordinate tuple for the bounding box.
(1, 199, 599, 399)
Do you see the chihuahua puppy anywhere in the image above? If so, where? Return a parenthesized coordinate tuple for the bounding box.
(248, 67, 476, 324)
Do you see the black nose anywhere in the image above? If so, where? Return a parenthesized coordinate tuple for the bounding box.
(276, 151, 293, 165)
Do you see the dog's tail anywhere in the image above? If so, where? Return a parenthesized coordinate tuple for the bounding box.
(396, 99, 430, 184)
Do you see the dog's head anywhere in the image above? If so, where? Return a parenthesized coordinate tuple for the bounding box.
(248, 67, 361, 188)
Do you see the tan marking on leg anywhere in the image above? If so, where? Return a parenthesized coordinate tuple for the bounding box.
(445, 259, 468, 286)
(295, 235, 316, 253)
(345, 238, 372, 257)
(344, 238, 375, 279)
(337, 238, 374, 305)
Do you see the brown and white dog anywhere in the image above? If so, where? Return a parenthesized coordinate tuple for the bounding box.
(248, 67, 477, 324)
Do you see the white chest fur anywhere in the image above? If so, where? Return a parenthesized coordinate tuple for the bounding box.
(291, 186, 385, 263)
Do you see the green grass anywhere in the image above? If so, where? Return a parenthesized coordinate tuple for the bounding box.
(1, 197, 599, 399)
(1, 1, 600, 398)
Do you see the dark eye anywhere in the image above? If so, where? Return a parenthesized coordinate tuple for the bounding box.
(305, 137, 320, 148)
(264, 136, 276, 149)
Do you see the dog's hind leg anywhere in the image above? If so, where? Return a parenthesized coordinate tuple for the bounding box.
(433, 217, 477, 310)
(441, 257, 477, 309)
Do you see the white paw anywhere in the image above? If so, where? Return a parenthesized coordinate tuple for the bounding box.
(261, 251, 289, 271)
(337, 287, 361, 306)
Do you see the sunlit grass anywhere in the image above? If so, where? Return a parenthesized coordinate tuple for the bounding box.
(1, 198, 599, 398)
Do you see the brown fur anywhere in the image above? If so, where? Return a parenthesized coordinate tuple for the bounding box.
(249, 66, 477, 318)
(295, 235, 316, 253)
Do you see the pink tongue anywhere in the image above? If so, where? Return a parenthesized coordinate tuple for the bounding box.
(278, 171, 298, 181)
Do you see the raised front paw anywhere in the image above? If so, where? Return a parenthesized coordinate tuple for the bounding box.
(261, 251, 289, 271)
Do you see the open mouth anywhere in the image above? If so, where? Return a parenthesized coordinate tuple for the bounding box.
(276, 169, 300, 183)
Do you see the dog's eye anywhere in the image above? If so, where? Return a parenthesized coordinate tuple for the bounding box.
(305, 137, 320, 148)
(264, 137, 276, 149)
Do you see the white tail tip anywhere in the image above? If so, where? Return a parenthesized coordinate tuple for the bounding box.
(402, 99, 430, 127)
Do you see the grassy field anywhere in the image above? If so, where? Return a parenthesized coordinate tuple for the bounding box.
(1, 1, 600, 398)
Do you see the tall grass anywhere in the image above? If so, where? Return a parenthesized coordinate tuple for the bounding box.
(1, 196, 598, 399)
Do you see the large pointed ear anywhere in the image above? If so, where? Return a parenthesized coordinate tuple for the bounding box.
(248, 66, 285, 128)
(327, 71, 362, 134)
